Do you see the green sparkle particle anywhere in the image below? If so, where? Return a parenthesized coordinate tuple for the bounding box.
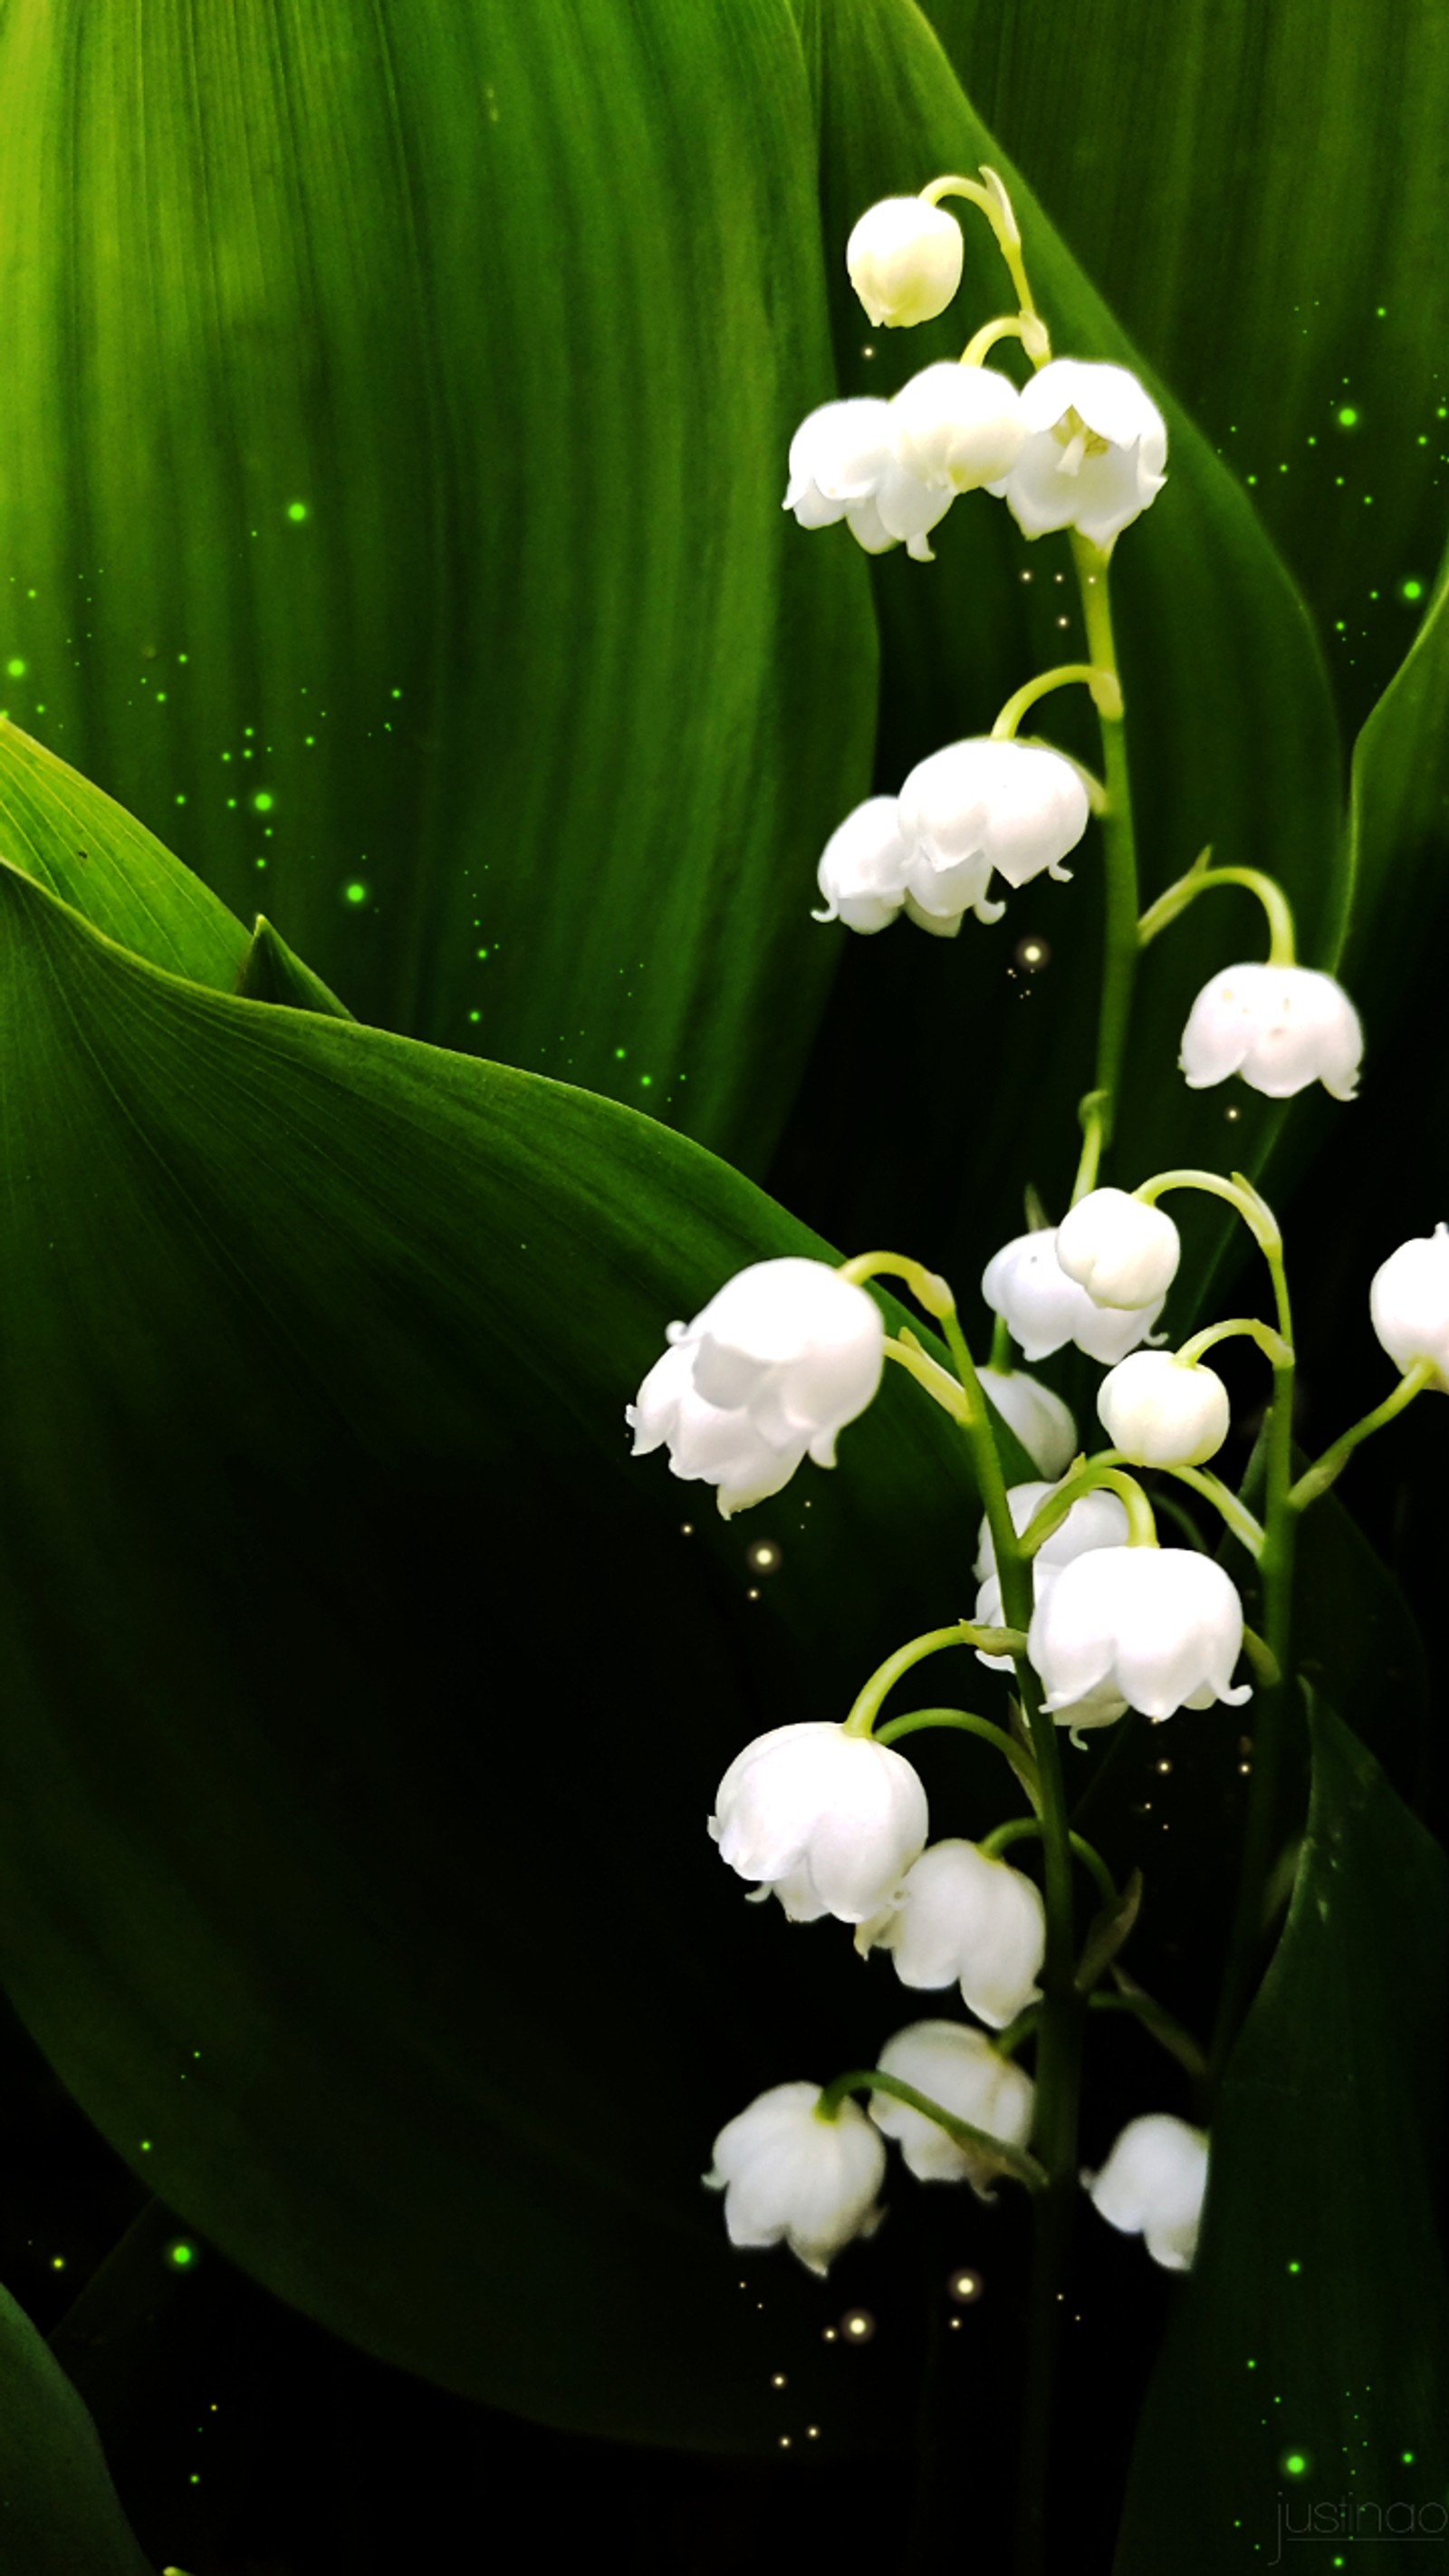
(287, 501, 309, 522)
(254, 791, 274, 812)
(5, 657, 25, 678)
(1337, 405, 1358, 427)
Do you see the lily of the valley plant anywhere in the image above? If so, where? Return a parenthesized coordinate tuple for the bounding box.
(629, 161, 1434, 2575)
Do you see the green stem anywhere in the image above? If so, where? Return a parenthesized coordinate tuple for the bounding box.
(1017, 1461, 1158, 1554)
(1153, 1463, 1265, 1560)
(1088, 1985, 1208, 2082)
(1208, 1234, 1297, 2084)
(1176, 1315, 1293, 1372)
(842, 1624, 985, 1738)
(1137, 852, 1297, 966)
(817, 2070, 1047, 2193)
(990, 1312, 1014, 1372)
(1289, 1360, 1436, 1509)
(1068, 536, 1138, 1194)
(875, 1703, 1036, 1785)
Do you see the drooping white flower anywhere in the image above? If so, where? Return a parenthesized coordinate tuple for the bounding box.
(812, 796, 913, 935)
(705, 2082, 886, 2274)
(847, 197, 964, 329)
(1370, 1225, 1449, 1389)
(972, 1478, 1131, 1733)
(710, 1721, 928, 1923)
(1097, 1350, 1231, 1466)
(871, 2020, 1035, 2190)
(1055, 1187, 1181, 1311)
(993, 359, 1167, 550)
(983, 1228, 1165, 1365)
(898, 741, 1089, 927)
(783, 398, 953, 562)
(891, 362, 1026, 494)
(628, 1257, 884, 1518)
(978, 1366, 1078, 1479)
(1179, 964, 1363, 1101)
(1083, 2113, 1209, 2272)
(1029, 1546, 1251, 1722)
(860, 1841, 1045, 2027)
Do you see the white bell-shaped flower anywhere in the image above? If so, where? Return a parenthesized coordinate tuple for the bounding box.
(783, 398, 953, 562)
(891, 362, 1026, 494)
(983, 1228, 1165, 1365)
(1179, 964, 1363, 1101)
(1370, 1225, 1449, 1389)
(847, 197, 964, 329)
(628, 1257, 884, 1519)
(861, 1841, 1045, 2027)
(972, 1478, 1131, 1735)
(1029, 1546, 1251, 1722)
(1083, 2112, 1209, 2272)
(898, 741, 1089, 922)
(710, 1721, 928, 1923)
(812, 796, 912, 935)
(871, 2020, 1035, 2191)
(1055, 1187, 1181, 1311)
(993, 359, 1167, 549)
(1097, 1350, 1231, 1466)
(978, 1366, 1078, 1479)
(705, 2082, 886, 2274)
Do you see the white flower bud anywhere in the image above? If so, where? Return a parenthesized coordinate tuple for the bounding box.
(705, 2082, 886, 2274)
(1097, 1351, 1231, 1466)
(1179, 963, 1363, 1101)
(1083, 2113, 1209, 2272)
(846, 197, 964, 329)
(1029, 1546, 1251, 1722)
(861, 1841, 1045, 2027)
(898, 741, 1089, 917)
(1054, 1187, 1180, 1311)
(710, 1721, 928, 1923)
(1370, 1225, 1449, 1389)
(628, 1257, 884, 1518)
(891, 362, 1026, 493)
(871, 2020, 1035, 2190)
(983, 1228, 1165, 1365)
(977, 1367, 1078, 1478)
(993, 359, 1167, 549)
(811, 796, 911, 935)
(782, 398, 953, 562)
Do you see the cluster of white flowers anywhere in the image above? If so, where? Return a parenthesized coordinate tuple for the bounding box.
(814, 740, 1089, 937)
(785, 358, 1166, 567)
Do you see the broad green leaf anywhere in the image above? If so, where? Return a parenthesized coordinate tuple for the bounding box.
(772, 0, 1341, 1331)
(0, 856, 1034, 2455)
(1340, 529, 1449, 1025)
(1114, 1696, 1449, 2573)
(236, 916, 356, 1019)
(917, 0, 1449, 738)
(0, 0, 873, 1170)
(0, 2278, 153, 2576)
(0, 717, 247, 989)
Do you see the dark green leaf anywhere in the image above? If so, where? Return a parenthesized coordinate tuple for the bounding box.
(0, 0, 873, 1169)
(1114, 1695, 1449, 2573)
(236, 915, 355, 1019)
(0, 2277, 153, 2576)
(0, 856, 1032, 2453)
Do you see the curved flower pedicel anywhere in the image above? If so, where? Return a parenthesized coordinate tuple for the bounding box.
(709, 1721, 928, 1924)
(627, 1256, 884, 1518)
(1179, 963, 1363, 1101)
(705, 2082, 886, 2274)
(871, 2021, 1036, 2190)
(861, 1839, 1046, 2028)
(1083, 2113, 1210, 2272)
(983, 1226, 1165, 1364)
(1029, 1546, 1251, 1722)
(782, 398, 952, 562)
(993, 359, 1167, 549)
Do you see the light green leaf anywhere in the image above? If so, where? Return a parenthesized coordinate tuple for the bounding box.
(1114, 1695, 1449, 2572)
(0, 0, 873, 1169)
(0, 854, 1031, 2454)
(0, 2278, 153, 2576)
